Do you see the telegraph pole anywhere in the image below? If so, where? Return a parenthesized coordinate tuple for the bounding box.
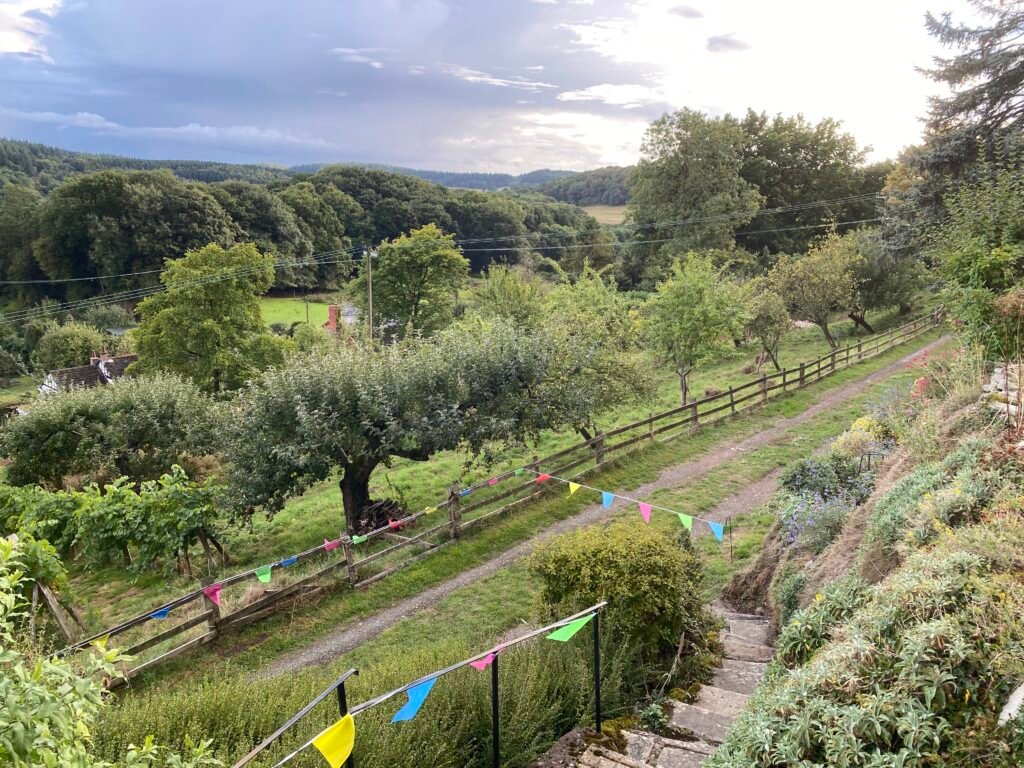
(365, 247, 374, 340)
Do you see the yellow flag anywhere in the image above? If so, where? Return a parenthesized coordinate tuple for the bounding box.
(423, 506, 437, 515)
(313, 714, 355, 768)
(568, 482, 581, 497)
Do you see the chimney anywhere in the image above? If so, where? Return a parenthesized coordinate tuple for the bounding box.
(90, 350, 113, 367)
(325, 304, 340, 336)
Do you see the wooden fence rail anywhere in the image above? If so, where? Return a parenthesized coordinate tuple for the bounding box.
(61, 310, 941, 687)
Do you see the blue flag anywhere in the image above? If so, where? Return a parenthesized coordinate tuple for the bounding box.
(459, 488, 471, 497)
(280, 556, 298, 567)
(150, 606, 171, 619)
(392, 677, 437, 722)
(708, 521, 725, 542)
(601, 491, 615, 509)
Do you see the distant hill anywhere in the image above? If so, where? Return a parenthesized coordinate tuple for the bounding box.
(534, 166, 631, 206)
(0, 138, 294, 193)
(291, 163, 576, 191)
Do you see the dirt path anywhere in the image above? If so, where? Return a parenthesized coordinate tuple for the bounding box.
(259, 336, 948, 678)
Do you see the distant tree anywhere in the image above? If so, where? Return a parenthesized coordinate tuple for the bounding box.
(0, 348, 24, 386)
(770, 232, 859, 349)
(224, 320, 637, 532)
(645, 253, 747, 404)
(472, 265, 545, 329)
(78, 303, 136, 333)
(843, 228, 924, 329)
(275, 181, 352, 288)
(0, 184, 44, 304)
(291, 321, 332, 352)
(30, 322, 106, 373)
(132, 242, 290, 393)
(1, 374, 220, 488)
(535, 166, 631, 206)
(350, 224, 469, 338)
(625, 109, 763, 288)
(444, 190, 527, 271)
(746, 284, 790, 371)
(35, 170, 236, 298)
(736, 110, 873, 256)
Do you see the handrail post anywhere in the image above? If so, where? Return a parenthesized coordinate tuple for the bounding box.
(337, 679, 355, 768)
(593, 610, 602, 734)
(729, 386, 736, 414)
(491, 653, 500, 768)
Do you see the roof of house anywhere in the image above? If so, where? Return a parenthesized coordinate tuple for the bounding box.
(42, 354, 138, 393)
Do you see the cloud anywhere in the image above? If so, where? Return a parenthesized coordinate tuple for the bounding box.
(316, 88, 348, 98)
(670, 4, 702, 18)
(525, 65, 545, 71)
(558, 83, 667, 108)
(329, 46, 392, 68)
(706, 33, 749, 52)
(0, 106, 338, 151)
(0, 0, 62, 60)
(441, 64, 556, 91)
(408, 64, 426, 75)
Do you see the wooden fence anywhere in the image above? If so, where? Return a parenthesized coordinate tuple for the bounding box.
(55, 311, 942, 686)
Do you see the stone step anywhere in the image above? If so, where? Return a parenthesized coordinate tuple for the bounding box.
(723, 617, 771, 646)
(653, 735, 715, 768)
(669, 702, 733, 744)
(722, 635, 773, 663)
(693, 685, 749, 719)
(711, 658, 768, 696)
(709, 600, 766, 623)
(579, 746, 649, 768)
(622, 730, 658, 763)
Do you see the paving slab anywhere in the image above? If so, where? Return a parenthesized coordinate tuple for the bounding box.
(622, 730, 657, 763)
(669, 703, 733, 744)
(656, 747, 707, 768)
(711, 657, 768, 696)
(723, 617, 771, 646)
(722, 635, 774, 663)
(694, 685, 749, 719)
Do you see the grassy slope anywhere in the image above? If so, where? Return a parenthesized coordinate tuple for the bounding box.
(123, 329, 941, 692)
(582, 205, 628, 225)
(96, 340, 932, 767)
(0, 375, 37, 408)
(259, 297, 332, 327)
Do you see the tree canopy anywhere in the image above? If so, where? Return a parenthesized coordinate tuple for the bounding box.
(132, 242, 290, 393)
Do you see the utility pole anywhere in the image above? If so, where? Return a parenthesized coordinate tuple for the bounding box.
(365, 247, 374, 340)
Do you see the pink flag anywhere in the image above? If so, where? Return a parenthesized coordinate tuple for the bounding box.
(487, 477, 499, 486)
(470, 653, 496, 670)
(388, 519, 403, 531)
(536, 474, 552, 484)
(639, 502, 652, 524)
(324, 539, 340, 552)
(202, 584, 222, 606)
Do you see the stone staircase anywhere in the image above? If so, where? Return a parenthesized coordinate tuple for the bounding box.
(576, 603, 772, 768)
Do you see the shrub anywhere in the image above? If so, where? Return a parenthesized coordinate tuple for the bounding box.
(30, 321, 106, 372)
(827, 427, 875, 461)
(781, 455, 872, 503)
(774, 576, 869, 668)
(778, 492, 853, 553)
(771, 565, 807, 628)
(79, 304, 136, 332)
(530, 522, 716, 679)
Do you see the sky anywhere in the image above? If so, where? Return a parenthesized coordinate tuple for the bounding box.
(0, 0, 976, 173)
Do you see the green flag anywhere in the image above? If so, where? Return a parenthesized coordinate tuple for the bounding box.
(677, 513, 693, 531)
(352, 534, 368, 545)
(255, 565, 272, 584)
(514, 468, 524, 476)
(546, 614, 595, 642)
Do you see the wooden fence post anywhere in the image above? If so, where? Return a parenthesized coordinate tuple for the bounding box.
(831, 350, 837, 373)
(594, 434, 606, 465)
(341, 536, 358, 586)
(760, 375, 768, 403)
(857, 340, 863, 360)
(799, 362, 806, 387)
(447, 485, 462, 540)
(199, 576, 221, 636)
(690, 402, 698, 429)
(648, 412, 654, 442)
(781, 369, 787, 393)
(729, 386, 736, 414)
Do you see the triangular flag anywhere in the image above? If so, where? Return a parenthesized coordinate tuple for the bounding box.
(536, 474, 552, 484)
(255, 564, 273, 584)
(568, 482, 581, 497)
(392, 678, 437, 722)
(422, 506, 436, 515)
(487, 477, 499, 486)
(388, 519, 402, 531)
(639, 502, 652, 524)
(324, 539, 340, 552)
(547, 614, 595, 642)
(202, 584, 222, 606)
(514, 468, 524, 476)
(602, 491, 615, 509)
(312, 714, 355, 768)
(470, 653, 496, 671)
(150, 606, 171, 619)
(459, 488, 471, 497)
(351, 534, 368, 545)
(677, 513, 693, 531)
(708, 521, 725, 542)
(280, 556, 298, 567)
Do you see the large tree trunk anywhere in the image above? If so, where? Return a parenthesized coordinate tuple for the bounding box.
(339, 459, 379, 534)
(848, 312, 875, 334)
(765, 345, 781, 372)
(817, 320, 838, 350)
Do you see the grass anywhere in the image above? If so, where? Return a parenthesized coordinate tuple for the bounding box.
(112, 329, 942, 692)
(259, 296, 333, 327)
(0, 375, 36, 408)
(583, 205, 628, 225)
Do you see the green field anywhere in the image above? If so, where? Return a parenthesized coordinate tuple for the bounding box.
(0, 375, 37, 408)
(583, 205, 628, 225)
(259, 297, 333, 327)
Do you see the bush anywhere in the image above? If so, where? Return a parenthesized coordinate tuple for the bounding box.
(1, 373, 221, 488)
(30, 321, 106, 372)
(778, 492, 854, 554)
(530, 522, 716, 679)
(781, 455, 872, 503)
(771, 565, 807, 628)
(79, 304, 136, 332)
